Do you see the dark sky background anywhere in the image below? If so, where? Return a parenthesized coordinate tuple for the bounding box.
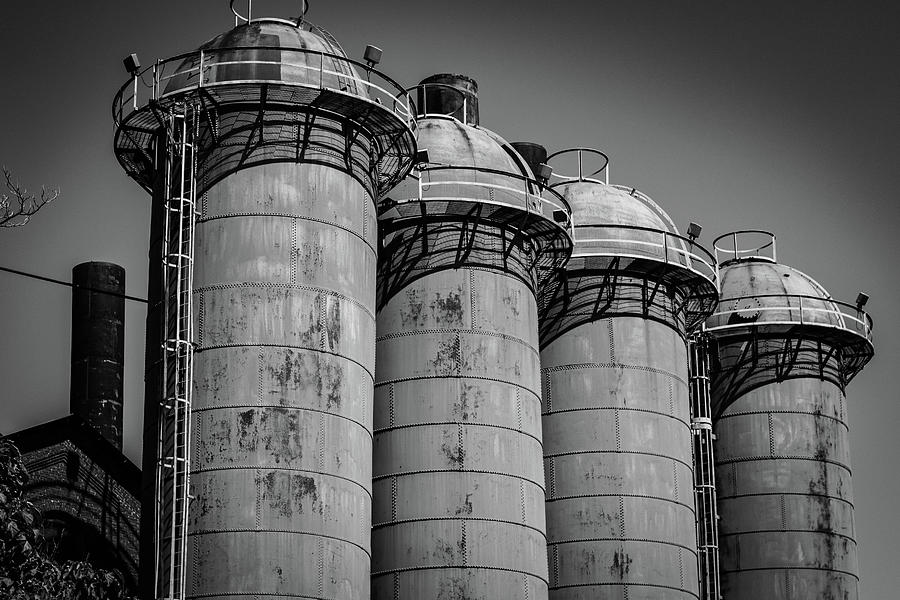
(1, 0, 897, 595)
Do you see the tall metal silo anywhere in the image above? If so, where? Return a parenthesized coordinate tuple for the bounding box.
(112, 4, 416, 599)
(372, 75, 573, 599)
(705, 230, 874, 600)
(538, 148, 719, 599)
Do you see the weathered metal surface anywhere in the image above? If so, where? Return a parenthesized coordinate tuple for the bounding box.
(70, 261, 126, 450)
(708, 251, 865, 600)
(183, 161, 376, 600)
(373, 268, 548, 599)
(541, 317, 699, 599)
(715, 377, 857, 599)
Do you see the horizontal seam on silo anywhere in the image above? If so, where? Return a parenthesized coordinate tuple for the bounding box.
(194, 344, 374, 380)
(197, 213, 376, 254)
(371, 516, 546, 537)
(717, 491, 855, 508)
(374, 375, 540, 400)
(717, 409, 849, 429)
(370, 565, 548, 584)
(189, 466, 372, 498)
(187, 529, 371, 557)
(542, 362, 686, 386)
(718, 529, 857, 542)
(547, 537, 698, 556)
(719, 566, 859, 579)
(545, 493, 695, 511)
(376, 328, 538, 354)
(548, 581, 700, 597)
(542, 406, 691, 429)
(190, 405, 372, 440)
(373, 421, 541, 444)
(717, 456, 852, 473)
(185, 592, 339, 599)
(193, 281, 375, 320)
(545, 449, 693, 471)
(372, 469, 544, 491)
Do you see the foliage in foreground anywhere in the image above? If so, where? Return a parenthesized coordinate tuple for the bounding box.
(0, 439, 134, 600)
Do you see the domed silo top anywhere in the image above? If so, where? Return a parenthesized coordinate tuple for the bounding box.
(706, 230, 874, 349)
(165, 19, 365, 96)
(416, 73, 479, 126)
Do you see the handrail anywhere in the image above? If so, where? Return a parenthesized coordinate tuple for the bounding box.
(571, 222, 719, 287)
(112, 45, 415, 131)
(546, 147, 610, 187)
(408, 82, 468, 123)
(390, 164, 573, 234)
(231, 0, 309, 26)
(713, 230, 777, 266)
(706, 292, 873, 342)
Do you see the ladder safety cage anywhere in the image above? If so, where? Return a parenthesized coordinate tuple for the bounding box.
(154, 102, 199, 600)
(689, 332, 722, 600)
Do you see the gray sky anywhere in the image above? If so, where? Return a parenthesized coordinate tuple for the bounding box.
(1, 0, 897, 596)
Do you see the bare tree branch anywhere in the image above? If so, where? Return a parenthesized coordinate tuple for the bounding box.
(1, 167, 60, 228)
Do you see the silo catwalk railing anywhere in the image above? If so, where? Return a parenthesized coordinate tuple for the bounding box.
(537, 148, 719, 599)
(113, 7, 417, 599)
(689, 332, 720, 600)
(706, 231, 873, 411)
(372, 77, 572, 599)
(154, 104, 198, 600)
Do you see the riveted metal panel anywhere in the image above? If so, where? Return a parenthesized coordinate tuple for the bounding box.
(185, 162, 375, 599)
(372, 268, 549, 599)
(714, 377, 858, 600)
(541, 317, 699, 599)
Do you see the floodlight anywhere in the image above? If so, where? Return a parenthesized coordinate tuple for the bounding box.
(364, 45, 383, 69)
(856, 292, 869, 309)
(123, 53, 141, 75)
(687, 222, 702, 241)
(536, 163, 553, 184)
(415, 149, 430, 165)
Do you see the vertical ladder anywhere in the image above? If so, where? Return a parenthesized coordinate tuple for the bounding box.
(154, 102, 198, 600)
(689, 332, 722, 600)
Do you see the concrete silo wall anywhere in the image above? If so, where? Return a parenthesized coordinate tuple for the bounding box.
(540, 316, 699, 599)
(185, 162, 376, 599)
(372, 267, 549, 599)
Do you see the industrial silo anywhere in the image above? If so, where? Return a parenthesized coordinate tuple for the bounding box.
(706, 230, 874, 600)
(538, 148, 719, 599)
(112, 5, 416, 599)
(372, 75, 573, 599)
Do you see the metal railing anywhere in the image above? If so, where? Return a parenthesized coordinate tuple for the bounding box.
(713, 230, 777, 266)
(409, 82, 472, 124)
(572, 223, 720, 287)
(392, 164, 574, 234)
(546, 147, 610, 187)
(112, 45, 415, 132)
(230, 0, 309, 26)
(706, 293, 873, 342)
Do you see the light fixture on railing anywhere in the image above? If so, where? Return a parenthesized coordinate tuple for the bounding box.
(364, 45, 382, 69)
(856, 292, 869, 310)
(687, 222, 702, 242)
(536, 163, 553, 185)
(123, 53, 141, 76)
(414, 149, 430, 168)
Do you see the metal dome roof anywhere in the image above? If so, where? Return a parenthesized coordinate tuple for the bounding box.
(199, 20, 346, 55)
(560, 181, 678, 234)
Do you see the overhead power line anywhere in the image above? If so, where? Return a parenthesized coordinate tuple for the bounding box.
(0, 265, 148, 304)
